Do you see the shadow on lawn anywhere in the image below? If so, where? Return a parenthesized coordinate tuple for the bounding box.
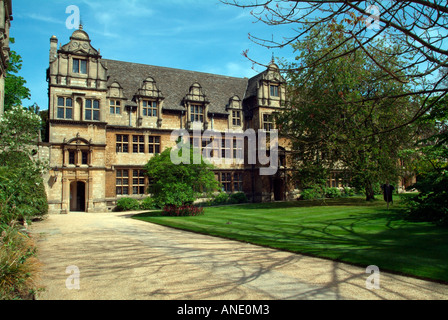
(239, 197, 388, 210)
(274, 210, 448, 283)
(133, 211, 164, 218)
(131, 198, 448, 283)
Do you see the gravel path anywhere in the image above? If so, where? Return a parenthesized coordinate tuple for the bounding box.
(30, 211, 448, 300)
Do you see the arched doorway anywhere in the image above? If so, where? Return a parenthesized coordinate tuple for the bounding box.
(70, 181, 86, 212)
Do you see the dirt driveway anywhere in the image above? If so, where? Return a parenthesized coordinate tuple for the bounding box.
(30, 211, 448, 300)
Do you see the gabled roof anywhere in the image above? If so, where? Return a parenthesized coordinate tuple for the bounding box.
(102, 59, 249, 115)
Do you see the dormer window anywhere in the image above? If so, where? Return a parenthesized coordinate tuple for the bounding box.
(73, 58, 87, 74)
(270, 85, 279, 97)
(110, 100, 121, 114)
(142, 100, 158, 117)
(190, 104, 204, 123)
(232, 111, 242, 126)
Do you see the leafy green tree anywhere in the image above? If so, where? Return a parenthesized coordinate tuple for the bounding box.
(223, 1, 448, 132)
(277, 24, 419, 200)
(144, 145, 220, 208)
(0, 106, 48, 225)
(4, 38, 31, 111)
(404, 95, 448, 225)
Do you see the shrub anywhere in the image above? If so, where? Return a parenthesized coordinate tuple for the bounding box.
(229, 192, 248, 204)
(300, 184, 325, 200)
(139, 197, 157, 210)
(162, 204, 204, 217)
(404, 170, 448, 226)
(211, 192, 230, 205)
(325, 187, 342, 198)
(116, 198, 140, 211)
(152, 182, 197, 208)
(343, 187, 355, 197)
(0, 165, 48, 225)
(0, 225, 42, 300)
(145, 147, 220, 208)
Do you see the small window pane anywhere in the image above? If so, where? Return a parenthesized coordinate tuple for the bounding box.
(57, 108, 64, 119)
(73, 59, 79, 73)
(80, 60, 87, 74)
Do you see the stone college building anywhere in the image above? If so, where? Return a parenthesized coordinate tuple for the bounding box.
(42, 27, 295, 214)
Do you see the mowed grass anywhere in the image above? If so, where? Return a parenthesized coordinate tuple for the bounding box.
(132, 196, 448, 283)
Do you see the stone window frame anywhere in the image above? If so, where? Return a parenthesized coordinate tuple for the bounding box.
(72, 58, 88, 75)
(81, 151, 89, 165)
(132, 135, 145, 153)
(189, 136, 212, 158)
(64, 148, 91, 167)
(233, 172, 243, 192)
(190, 104, 205, 123)
(116, 135, 129, 153)
(232, 110, 242, 127)
(132, 169, 147, 195)
(85, 99, 100, 121)
(148, 136, 161, 154)
(142, 100, 158, 117)
(116, 169, 129, 195)
(68, 150, 76, 165)
(220, 172, 232, 192)
(220, 137, 243, 160)
(110, 99, 122, 115)
(62, 136, 93, 168)
(270, 84, 279, 97)
(217, 171, 244, 193)
(115, 168, 148, 196)
(57, 97, 73, 120)
(262, 113, 275, 131)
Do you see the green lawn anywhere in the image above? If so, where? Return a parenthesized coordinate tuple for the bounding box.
(132, 196, 448, 283)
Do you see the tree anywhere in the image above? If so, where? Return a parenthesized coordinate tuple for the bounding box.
(0, 106, 48, 225)
(4, 38, 31, 111)
(404, 95, 448, 225)
(276, 24, 419, 200)
(144, 145, 220, 208)
(222, 0, 448, 134)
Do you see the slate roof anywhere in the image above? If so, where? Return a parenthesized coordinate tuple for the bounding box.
(102, 59, 251, 115)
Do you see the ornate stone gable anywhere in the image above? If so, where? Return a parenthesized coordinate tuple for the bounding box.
(59, 28, 100, 58)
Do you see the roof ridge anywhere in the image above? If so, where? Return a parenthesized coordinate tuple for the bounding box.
(102, 58, 249, 81)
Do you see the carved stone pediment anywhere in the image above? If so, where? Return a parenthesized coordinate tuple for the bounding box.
(227, 95, 242, 110)
(264, 63, 284, 83)
(183, 82, 209, 104)
(59, 29, 100, 57)
(136, 77, 164, 100)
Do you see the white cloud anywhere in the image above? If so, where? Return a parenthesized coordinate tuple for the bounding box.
(25, 13, 63, 25)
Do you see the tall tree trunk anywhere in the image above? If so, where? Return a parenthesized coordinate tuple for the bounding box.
(365, 180, 375, 201)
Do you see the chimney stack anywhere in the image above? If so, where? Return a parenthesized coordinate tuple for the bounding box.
(50, 35, 58, 63)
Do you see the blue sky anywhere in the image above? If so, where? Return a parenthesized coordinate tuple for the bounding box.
(11, 0, 296, 110)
